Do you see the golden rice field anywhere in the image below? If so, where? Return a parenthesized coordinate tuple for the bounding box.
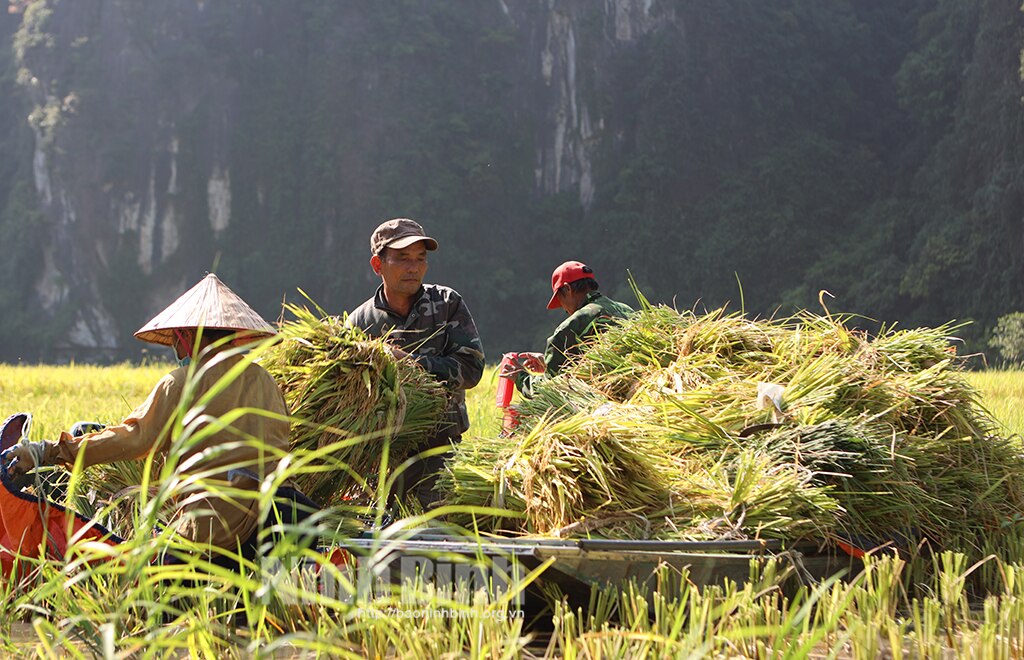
(0, 362, 507, 442)
(3, 362, 1020, 442)
(0, 362, 169, 437)
(965, 370, 1024, 437)
(0, 362, 1023, 657)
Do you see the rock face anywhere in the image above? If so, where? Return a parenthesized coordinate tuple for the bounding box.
(16, 1, 241, 357)
(12, 0, 677, 358)
(532, 0, 673, 209)
(6, 0, 1024, 359)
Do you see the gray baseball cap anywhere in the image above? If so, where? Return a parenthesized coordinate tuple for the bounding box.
(370, 218, 439, 255)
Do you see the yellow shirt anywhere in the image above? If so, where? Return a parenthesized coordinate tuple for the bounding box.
(52, 352, 292, 550)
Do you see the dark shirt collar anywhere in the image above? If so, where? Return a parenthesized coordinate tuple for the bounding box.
(373, 283, 427, 318)
(567, 291, 603, 316)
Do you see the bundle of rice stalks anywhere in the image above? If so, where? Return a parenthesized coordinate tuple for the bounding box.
(512, 376, 608, 424)
(573, 307, 787, 402)
(441, 404, 692, 538)
(682, 450, 841, 540)
(262, 303, 448, 505)
(743, 420, 926, 538)
(73, 302, 448, 532)
(78, 456, 165, 538)
(446, 303, 1024, 557)
(436, 433, 520, 531)
(442, 402, 841, 540)
(511, 412, 682, 537)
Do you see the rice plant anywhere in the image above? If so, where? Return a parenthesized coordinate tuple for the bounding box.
(3, 359, 1024, 654)
(445, 306, 1024, 590)
(261, 302, 448, 505)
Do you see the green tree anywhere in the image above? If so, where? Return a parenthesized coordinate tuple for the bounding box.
(989, 313, 1024, 364)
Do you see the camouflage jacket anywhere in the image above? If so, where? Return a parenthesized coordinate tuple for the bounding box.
(349, 284, 485, 436)
(515, 291, 633, 397)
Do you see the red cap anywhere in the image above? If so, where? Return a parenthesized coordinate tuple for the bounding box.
(547, 261, 595, 309)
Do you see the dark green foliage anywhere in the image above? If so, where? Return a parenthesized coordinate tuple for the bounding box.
(989, 312, 1024, 364)
(1, 0, 1023, 361)
(0, 8, 47, 360)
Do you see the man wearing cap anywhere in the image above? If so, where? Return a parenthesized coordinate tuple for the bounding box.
(1, 274, 316, 565)
(348, 218, 485, 507)
(509, 261, 633, 397)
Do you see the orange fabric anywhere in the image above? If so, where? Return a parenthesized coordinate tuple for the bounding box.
(0, 412, 118, 579)
(0, 412, 332, 581)
(0, 471, 117, 580)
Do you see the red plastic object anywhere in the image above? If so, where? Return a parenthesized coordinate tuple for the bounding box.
(496, 353, 519, 408)
(836, 539, 867, 559)
(500, 408, 521, 436)
(495, 353, 522, 436)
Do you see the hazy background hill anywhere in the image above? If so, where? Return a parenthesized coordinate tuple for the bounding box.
(0, 0, 1021, 362)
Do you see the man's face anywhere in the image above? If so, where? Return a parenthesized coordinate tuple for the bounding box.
(373, 242, 429, 297)
(172, 330, 193, 360)
(556, 286, 577, 315)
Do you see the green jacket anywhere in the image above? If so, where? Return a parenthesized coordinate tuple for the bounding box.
(349, 284, 485, 436)
(515, 291, 633, 397)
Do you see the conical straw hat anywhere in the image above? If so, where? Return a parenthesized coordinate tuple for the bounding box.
(134, 273, 276, 347)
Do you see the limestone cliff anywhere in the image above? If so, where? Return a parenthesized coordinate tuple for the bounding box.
(12, 0, 677, 358)
(5, 0, 1023, 359)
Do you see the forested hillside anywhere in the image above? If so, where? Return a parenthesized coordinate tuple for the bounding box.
(0, 0, 1021, 361)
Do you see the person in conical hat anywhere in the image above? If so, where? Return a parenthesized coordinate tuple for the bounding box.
(1, 274, 318, 566)
(134, 272, 277, 363)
